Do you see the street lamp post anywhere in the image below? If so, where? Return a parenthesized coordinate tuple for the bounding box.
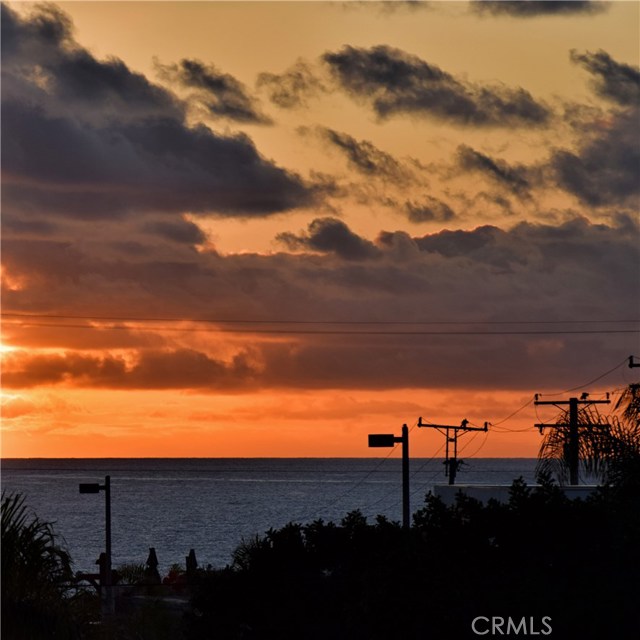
(79, 475, 113, 616)
(368, 425, 410, 529)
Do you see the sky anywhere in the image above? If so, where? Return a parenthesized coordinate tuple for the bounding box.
(1, 0, 639, 459)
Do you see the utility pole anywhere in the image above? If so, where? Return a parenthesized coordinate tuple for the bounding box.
(534, 395, 610, 485)
(417, 418, 488, 485)
(629, 356, 640, 368)
(368, 425, 410, 528)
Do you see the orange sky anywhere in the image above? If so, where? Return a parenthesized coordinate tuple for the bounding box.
(1, 1, 639, 459)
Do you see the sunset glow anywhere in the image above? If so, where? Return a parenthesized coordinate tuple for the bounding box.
(1, 1, 638, 458)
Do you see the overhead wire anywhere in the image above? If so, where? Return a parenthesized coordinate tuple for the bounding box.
(292, 443, 401, 523)
(460, 430, 490, 459)
(538, 357, 631, 396)
(3, 312, 639, 326)
(360, 439, 446, 518)
(4, 319, 638, 336)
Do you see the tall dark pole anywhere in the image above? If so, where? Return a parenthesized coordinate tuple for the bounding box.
(568, 399, 579, 486)
(535, 394, 610, 486)
(401, 424, 409, 529)
(450, 429, 458, 486)
(105, 475, 112, 589)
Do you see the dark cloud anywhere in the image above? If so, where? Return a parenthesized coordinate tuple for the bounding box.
(157, 58, 271, 124)
(142, 219, 207, 245)
(2, 102, 313, 218)
(570, 49, 640, 107)
(471, 1, 608, 18)
(1, 3, 72, 61)
(314, 127, 416, 183)
(277, 218, 381, 260)
(322, 45, 550, 126)
(404, 197, 456, 223)
(1, 214, 58, 237)
(2, 349, 256, 390)
(257, 60, 328, 109)
(2, 323, 168, 351)
(1, 3, 314, 219)
(475, 192, 517, 217)
(551, 109, 640, 207)
(3, 214, 637, 391)
(412, 225, 504, 259)
(540, 52, 639, 209)
(456, 145, 533, 198)
(1, 4, 182, 122)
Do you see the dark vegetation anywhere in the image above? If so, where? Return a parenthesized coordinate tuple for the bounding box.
(184, 478, 639, 639)
(2, 384, 639, 639)
(1, 491, 95, 639)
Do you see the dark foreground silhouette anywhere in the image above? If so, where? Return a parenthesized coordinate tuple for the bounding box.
(183, 476, 639, 640)
(3, 473, 639, 640)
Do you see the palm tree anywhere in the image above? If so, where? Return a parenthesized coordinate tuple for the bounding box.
(1, 492, 78, 639)
(536, 383, 640, 487)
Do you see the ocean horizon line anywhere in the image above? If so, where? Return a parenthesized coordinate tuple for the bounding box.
(1, 455, 538, 462)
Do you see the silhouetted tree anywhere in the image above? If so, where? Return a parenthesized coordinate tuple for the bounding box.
(536, 383, 640, 486)
(1, 492, 78, 639)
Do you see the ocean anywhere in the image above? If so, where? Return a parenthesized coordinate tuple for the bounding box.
(1, 457, 537, 574)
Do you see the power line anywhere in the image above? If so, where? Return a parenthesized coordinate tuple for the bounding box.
(3, 312, 639, 326)
(485, 357, 637, 431)
(292, 446, 400, 523)
(488, 398, 534, 428)
(460, 431, 490, 459)
(539, 357, 631, 396)
(3, 320, 638, 336)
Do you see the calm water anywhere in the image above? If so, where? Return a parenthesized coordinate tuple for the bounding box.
(1, 458, 537, 574)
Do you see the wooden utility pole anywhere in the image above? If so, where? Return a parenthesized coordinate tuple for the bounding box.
(417, 418, 488, 485)
(629, 356, 640, 368)
(534, 395, 610, 485)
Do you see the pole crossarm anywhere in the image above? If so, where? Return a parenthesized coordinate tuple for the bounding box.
(535, 422, 611, 433)
(417, 417, 488, 432)
(534, 399, 611, 407)
(533, 394, 611, 485)
(417, 418, 488, 485)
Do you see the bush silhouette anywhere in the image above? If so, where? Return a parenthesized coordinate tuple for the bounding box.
(1, 491, 81, 639)
(185, 479, 639, 640)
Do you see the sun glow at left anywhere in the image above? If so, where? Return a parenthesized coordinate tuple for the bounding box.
(0, 343, 19, 356)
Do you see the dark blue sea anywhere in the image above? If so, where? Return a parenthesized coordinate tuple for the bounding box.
(1, 458, 537, 574)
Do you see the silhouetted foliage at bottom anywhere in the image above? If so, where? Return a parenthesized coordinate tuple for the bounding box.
(184, 477, 639, 640)
(1, 492, 96, 640)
